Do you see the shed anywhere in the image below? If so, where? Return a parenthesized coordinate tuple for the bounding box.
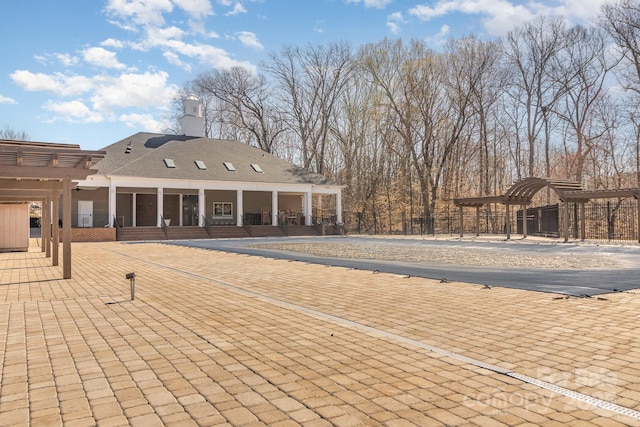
(0, 203, 29, 251)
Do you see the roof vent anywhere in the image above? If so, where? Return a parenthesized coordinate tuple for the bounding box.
(164, 158, 176, 168)
(125, 141, 132, 154)
(223, 161, 236, 171)
(195, 160, 207, 170)
(251, 163, 263, 173)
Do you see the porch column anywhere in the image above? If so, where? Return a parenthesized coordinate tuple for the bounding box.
(271, 191, 278, 226)
(475, 206, 480, 237)
(157, 187, 164, 227)
(304, 192, 312, 226)
(132, 193, 137, 227)
(563, 201, 570, 243)
(108, 182, 117, 227)
(580, 202, 586, 241)
(236, 190, 243, 226)
(505, 203, 511, 240)
(62, 179, 72, 279)
(43, 196, 51, 257)
(521, 204, 527, 238)
(179, 193, 184, 226)
(336, 190, 343, 223)
(459, 206, 464, 238)
(198, 188, 205, 227)
(52, 190, 60, 266)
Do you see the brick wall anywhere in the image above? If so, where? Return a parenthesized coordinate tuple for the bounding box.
(56, 228, 117, 242)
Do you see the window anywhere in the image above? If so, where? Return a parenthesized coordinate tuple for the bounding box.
(251, 163, 263, 173)
(194, 160, 207, 170)
(164, 158, 176, 168)
(213, 202, 233, 218)
(223, 161, 236, 171)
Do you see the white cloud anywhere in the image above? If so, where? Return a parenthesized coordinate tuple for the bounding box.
(90, 71, 178, 112)
(105, 0, 212, 29)
(44, 99, 104, 123)
(104, 0, 173, 30)
(83, 47, 126, 69)
(347, 0, 393, 8)
(225, 2, 247, 16)
(119, 112, 165, 131)
(163, 51, 192, 71)
(236, 31, 263, 50)
(0, 95, 16, 105)
(408, 0, 605, 36)
(11, 70, 94, 96)
(101, 38, 125, 49)
(56, 53, 80, 67)
(425, 24, 451, 46)
(33, 53, 79, 67)
(386, 11, 406, 34)
(173, 0, 213, 19)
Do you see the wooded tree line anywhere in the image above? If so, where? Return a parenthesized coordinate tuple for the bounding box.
(170, 0, 640, 233)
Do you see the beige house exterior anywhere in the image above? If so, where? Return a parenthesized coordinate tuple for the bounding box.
(73, 97, 343, 235)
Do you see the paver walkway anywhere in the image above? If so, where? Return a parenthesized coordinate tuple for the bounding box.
(1, 240, 640, 426)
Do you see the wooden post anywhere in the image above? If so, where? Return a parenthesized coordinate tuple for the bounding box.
(44, 196, 51, 258)
(563, 201, 570, 243)
(475, 206, 480, 237)
(62, 179, 72, 279)
(580, 202, 586, 241)
(52, 190, 60, 266)
(41, 198, 48, 254)
(459, 206, 464, 238)
(505, 203, 511, 240)
(521, 204, 527, 238)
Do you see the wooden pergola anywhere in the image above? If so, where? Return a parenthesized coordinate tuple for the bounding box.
(454, 177, 640, 242)
(0, 139, 105, 278)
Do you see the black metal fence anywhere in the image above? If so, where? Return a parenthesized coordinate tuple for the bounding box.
(343, 199, 640, 242)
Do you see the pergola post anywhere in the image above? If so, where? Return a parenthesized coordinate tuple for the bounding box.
(42, 197, 50, 255)
(475, 206, 480, 237)
(459, 206, 464, 238)
(62, 179, 72, 279)
(505, 203, 511, 240)
(580, 202, 586, 241)
(52, 189, 60, 266)
(521, 204, 527, 238)
(563, 200, 570, 243)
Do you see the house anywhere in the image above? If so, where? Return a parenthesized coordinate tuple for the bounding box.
(73, 96, 343, 239)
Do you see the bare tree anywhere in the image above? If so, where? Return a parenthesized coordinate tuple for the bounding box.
(194, 67, 286, 153)
(601, 0, 640, 185)
(265, 42, 355, 174)
(0, 126, 29, 140)
(552, 25, 615, 183)
(502, 17, 567, 178)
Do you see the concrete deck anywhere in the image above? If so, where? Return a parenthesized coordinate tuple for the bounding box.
(1, 239, 640, 426)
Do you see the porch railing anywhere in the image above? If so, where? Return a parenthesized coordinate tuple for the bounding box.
(113, 215, 120, 240)
(160, 216, 169, 239)
(277, 215, 289, 236)
(202, 215, 212, 237)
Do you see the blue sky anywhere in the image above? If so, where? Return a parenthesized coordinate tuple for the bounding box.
(0, 0, 606, 150)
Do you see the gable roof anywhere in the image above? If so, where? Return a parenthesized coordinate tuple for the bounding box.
(94, 132, 337, 186)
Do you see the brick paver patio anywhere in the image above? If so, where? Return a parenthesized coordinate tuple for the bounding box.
(1, 240, 639, 426)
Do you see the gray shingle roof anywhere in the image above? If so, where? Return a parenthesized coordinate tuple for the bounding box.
(94, 132, 338, 186)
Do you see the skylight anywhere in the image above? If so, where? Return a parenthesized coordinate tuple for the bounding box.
(195, 160, 207, 170)
(251, 163, 263, 173)
(223, 161, 236, 171)
(164, 158, 176, 168)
